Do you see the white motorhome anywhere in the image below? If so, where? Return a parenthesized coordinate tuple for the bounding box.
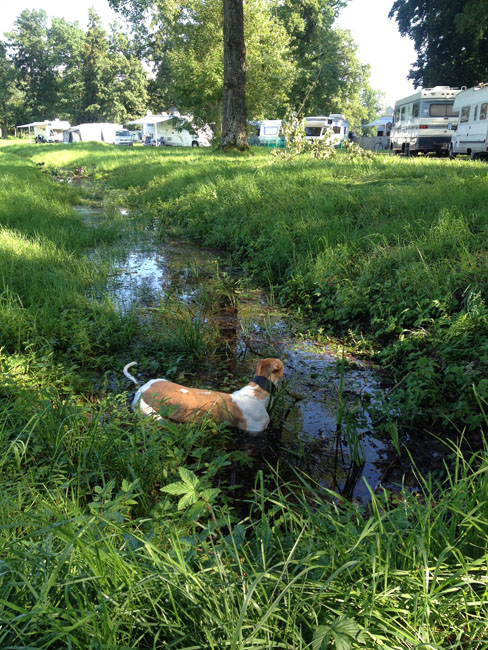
(17, 119, 70, 143)
(449, 85, 488, 160)
(304, 114, 349, 146)
(390, 86, 462, 156)
(64, 123, 122, 144)
(127, 113, 211, 147)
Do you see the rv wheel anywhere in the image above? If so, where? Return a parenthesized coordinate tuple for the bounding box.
(471, 151, 479, 161)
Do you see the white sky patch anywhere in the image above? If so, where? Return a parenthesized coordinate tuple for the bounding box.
(335, 0, 417, 109)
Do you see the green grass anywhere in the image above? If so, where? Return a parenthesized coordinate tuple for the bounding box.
(2, 141, 488, 648)
(10, 141, 488, 433)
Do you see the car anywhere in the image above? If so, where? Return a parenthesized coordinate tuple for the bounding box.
(114, 129, 133, 146)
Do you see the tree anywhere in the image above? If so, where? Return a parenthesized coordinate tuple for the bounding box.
(5, 10, 57, 122)
(108, 0, 251, 149)
(152, 0, 294, 131)
(105, 29, 149, 123)
(389, 0, 488, 88)
(80, 9, 111, 122)
(221, 0, 247, 149)
(47, 18, 85, 121)
(0, 41, 24, 136)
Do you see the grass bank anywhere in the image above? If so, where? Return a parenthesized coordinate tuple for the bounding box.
(2, 142, 488, 648)
(10, 141, 488, 435)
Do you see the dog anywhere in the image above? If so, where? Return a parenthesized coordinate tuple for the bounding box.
(123, 358, 284, 433)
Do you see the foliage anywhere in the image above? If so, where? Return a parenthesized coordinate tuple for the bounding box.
(271, 115, 375, 161)
(389, 0, 488, 88)
(2, 8, 148, 129)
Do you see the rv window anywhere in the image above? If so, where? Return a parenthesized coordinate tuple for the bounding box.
(460, 106, 470, 123)
(412, 102, 419, 117)
(429, 103, 457, 117)
(474, 105, 478, 121)
(394, 109, 400, 123)
(480, 103, 487, 120)
(333, 126, 341, 134)
(263, 126, 279, 136)
(400, 106, 406, 120)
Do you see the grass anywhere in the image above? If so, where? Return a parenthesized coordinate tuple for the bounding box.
(1, 141, 488, 648)
(10, 140, 488, 433)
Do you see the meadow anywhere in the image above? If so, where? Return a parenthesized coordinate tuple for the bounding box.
(1, 141, 488, 648)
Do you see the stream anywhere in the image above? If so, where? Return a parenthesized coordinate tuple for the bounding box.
(76, 200, 403, 502)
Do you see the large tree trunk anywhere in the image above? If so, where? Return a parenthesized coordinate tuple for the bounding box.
(221, 0, 249, 150)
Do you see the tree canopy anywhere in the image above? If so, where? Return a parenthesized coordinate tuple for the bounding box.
(389, 0, 488, 88)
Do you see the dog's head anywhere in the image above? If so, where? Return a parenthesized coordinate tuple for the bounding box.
(255, 358, 284, 386)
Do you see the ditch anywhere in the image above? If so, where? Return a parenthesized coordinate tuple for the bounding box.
(76, 191, 434, 502)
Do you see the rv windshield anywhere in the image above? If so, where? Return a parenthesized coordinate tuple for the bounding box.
(428, 103, 458, 117)
(305, 127, 322, 136)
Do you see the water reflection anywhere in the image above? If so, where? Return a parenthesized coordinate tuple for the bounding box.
(81, 201, 394, 500)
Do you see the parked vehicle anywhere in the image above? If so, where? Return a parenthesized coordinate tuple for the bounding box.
(114, 129, 133, 146)
(127, 113, 211, 147)
(390, 86, 461, 156)
(448, 85, 488, 160)
(304, 114, 349, 146)
(17, 119, 70, 143)
(248, 120, 284, 147)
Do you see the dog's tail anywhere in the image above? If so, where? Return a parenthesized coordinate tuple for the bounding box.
(123, 362, 140, 388)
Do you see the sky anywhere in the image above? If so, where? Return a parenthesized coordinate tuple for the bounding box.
(1, 0, 417, 111)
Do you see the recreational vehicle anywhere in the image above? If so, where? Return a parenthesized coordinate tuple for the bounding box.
(390, 86, 462, 156)
(17, 119, 70, 143)
(248, 120, 283, 147)
(126, 113, 211, 147)
(304, 114, 349, 146)
(448, 85, 488, 160)
(64, 123, 122, 144)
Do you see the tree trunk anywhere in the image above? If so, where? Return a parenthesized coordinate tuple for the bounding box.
(221, 0, 249, 150)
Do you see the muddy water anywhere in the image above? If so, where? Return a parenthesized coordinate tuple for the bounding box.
(80, 201, 397, 501)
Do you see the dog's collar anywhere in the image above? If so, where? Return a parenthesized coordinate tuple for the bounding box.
(252, 375, 273, 393)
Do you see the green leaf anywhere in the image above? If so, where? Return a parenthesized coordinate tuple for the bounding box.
(178, 466, 199, 488)
(161, 481, 189, 496)
(178, 492, 198, 511)
(313, 616, 362, 650)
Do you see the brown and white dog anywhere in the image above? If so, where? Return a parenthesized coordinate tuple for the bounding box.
(123, 358, 284, 433)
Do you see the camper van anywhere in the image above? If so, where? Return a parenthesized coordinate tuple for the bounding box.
(390, 86, 462, 155)
(304, 114, 349, 146)
(448, 85, 488, 160)
(127, 113, 211, 147)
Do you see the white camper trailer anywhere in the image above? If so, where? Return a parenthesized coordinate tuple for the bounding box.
(64, 123, 122, 144)
(448, 85, 488, 160)
(17, 119, 70, 143)
(248, 120, 283, 147)
(390, 86, 461, 155)
(304, 114, 349, 146)
(127, 113, 211, 147)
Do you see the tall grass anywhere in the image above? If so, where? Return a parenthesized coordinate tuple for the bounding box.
(2, 400, 488, 648)
(2, 142, 488, 648)
(12, 142, 488, 434)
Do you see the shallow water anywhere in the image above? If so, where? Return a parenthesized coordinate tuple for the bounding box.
(81, 201, 397, 501)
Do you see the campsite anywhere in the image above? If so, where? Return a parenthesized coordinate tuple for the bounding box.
(2, 0, 488, 646)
